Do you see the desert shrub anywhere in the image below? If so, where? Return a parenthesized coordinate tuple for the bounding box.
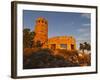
(78, 53, 91, 66)
(23, 48, 90, 69)
(23, 48, 79, 69)
(23, 48, 54, 69)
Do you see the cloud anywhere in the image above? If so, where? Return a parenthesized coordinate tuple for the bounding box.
(76, 27, 90, 42)
(82, 23, 90, 27)
(81, 13, 91, 19)
(77, 22, 90, 33)
(83, 33, 90, 37)
(77, 28, 90, 33)
(77, 28, 84, 32)
(70, 22, 74, 25)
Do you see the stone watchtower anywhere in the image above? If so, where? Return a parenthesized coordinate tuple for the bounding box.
(34, 17, 48, 45)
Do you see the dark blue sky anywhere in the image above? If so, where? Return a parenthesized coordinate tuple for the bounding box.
(23, 10, 91, 48)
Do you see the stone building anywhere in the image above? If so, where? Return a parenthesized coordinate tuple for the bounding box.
(33, 17, 76, 50)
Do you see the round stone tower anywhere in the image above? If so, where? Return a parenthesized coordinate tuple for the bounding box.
(34, 17, 48, 45)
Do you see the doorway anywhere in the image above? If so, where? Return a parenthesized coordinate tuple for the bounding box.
(51, 44, 56, 50)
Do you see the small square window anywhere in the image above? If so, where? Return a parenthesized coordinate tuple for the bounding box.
(42, 20, 44, 23)
(60, 44, 67, 49)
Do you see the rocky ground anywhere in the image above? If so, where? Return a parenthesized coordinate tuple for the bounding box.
(23, 48, 91, 69)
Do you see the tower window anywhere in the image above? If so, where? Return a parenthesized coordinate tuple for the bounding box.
(42, 20, 44, 23)
(51, 44, 56, 50)
(60, 44, 67, 49)
(71, 44, 74, 50)
(45, 21, 47, 24)
(38, 20, 40, 23)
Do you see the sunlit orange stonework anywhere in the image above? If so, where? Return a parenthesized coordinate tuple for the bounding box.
(34, 17, 48, 44)
(34, 17, 76, 50)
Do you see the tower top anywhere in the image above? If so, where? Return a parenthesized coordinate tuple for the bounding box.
(36, 17, 48, 24)
(36, 17, 47, 20)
